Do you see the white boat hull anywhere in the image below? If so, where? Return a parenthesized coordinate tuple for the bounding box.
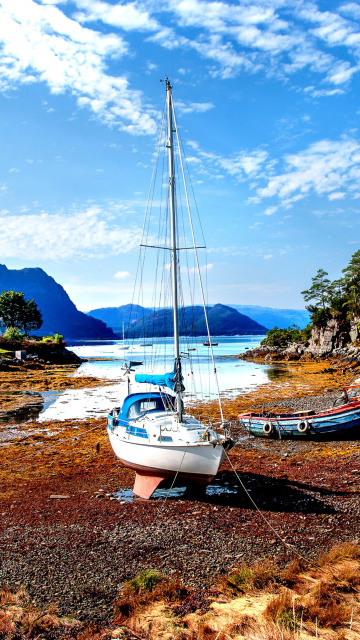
(108, 427, 226, 480)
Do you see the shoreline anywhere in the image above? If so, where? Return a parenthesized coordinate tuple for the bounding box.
(2, 354, 360, 637)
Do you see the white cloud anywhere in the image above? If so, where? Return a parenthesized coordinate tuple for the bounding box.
(0, 205, 143, 260)
(114, 270, 131, 279)
(264, 206, 277, 216)
(263, 254, 274, 260)
(182, 141, 269, 181)
(157, 1, 360, 88)
(1, 0, 360, 141)
(328, 191, 346, 200)
(176, 100, 214, 114)
(256, 137, 360, 207)
(73, 0, 159, 31)
(0, 0, 157, 135)
(340, 3, 360, 20)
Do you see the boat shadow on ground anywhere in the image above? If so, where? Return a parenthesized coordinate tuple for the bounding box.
(170, 469, 345, 514)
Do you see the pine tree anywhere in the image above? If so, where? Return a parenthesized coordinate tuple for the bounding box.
(301, 269, 331, 309)
(342, 249, 360, 309)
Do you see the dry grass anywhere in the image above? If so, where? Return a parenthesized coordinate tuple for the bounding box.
(222, 559, 279, 596)
(3, 543, 360, 639)
(264, 589, 300, 630)
(281, 557, 307, 588)
(318, 541, 360, 566)
(114, 569, 185, 622)
(0, 584, 82, 640)
(0, 583, 27, 606)
(303, 579, 353, 628)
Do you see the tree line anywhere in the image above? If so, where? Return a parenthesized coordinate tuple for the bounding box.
(262, 249, 360, 347)
(301, 249, 360, 327)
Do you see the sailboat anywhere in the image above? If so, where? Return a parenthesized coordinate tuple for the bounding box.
(118, 321, 130, 351)
(107, 78, 233, 499)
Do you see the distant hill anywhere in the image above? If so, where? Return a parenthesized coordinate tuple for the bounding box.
(230, 305, 310, 330)
(88, 304, 153, 334)
(88, 303, 267, 337)
(0, 264, 115, 339)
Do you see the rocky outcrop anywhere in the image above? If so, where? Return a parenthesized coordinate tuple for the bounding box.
(0, 339, 82, 369)
(240, 342, 360, 363)
(240, 312, 360, 364)
(308, 315, 350, 356)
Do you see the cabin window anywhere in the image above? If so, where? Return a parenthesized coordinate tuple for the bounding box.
(126, 397, 167, 419)
(140, 400, 157, 412)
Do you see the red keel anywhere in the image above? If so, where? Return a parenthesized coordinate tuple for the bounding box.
(133, 473, 165, 499)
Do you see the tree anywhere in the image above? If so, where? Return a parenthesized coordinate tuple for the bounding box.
(301, 269, 331, 310)
(342, 249, 360, 309)
(0, 291, 42, 335)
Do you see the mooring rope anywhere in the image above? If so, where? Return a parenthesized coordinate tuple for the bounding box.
(224, 449, 314, 566)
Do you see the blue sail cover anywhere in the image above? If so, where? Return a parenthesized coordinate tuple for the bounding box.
(135, 369, 176, 391)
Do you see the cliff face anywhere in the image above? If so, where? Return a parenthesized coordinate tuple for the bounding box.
(308, 315, 351, 356)
(0, 264, 115, 339)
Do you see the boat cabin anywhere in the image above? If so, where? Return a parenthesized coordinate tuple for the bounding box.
(108, 392, 175, 427)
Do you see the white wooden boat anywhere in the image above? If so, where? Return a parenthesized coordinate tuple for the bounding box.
(107, 78, 233, 499)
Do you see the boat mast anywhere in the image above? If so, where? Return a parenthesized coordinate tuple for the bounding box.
(166, 77, 183, 422)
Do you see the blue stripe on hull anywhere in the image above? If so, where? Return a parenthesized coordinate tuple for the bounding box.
(242, 407, 360, 438)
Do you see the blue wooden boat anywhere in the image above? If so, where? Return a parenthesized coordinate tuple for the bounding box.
(238, 385, 360, 438)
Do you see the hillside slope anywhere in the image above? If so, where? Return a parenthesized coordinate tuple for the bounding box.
(0, 264, 115, 339)
(88, 303, 267, 336)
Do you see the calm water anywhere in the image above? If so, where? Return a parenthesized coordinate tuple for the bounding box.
(38, 335, 273, 421)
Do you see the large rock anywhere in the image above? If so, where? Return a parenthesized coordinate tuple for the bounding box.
(308, 315, 350, 356)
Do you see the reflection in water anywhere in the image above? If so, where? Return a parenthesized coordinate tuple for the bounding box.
(0, 391, 44, 424)
(266, 366, 291, 382)
(116, 480, 239, 502)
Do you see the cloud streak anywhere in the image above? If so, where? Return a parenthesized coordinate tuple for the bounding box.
(0, 0, 157, 134)
(256, 137, 360, 207)
(1, 0, 360, 138)
(0, 205, 143, 260)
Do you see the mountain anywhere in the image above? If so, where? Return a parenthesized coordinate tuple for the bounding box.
(0, 264, 115, 339)
(88, 303, 267, 337)
(195, 304, 267, 335)
(230, 305, 310, 330)
(88, 304, 153, 334)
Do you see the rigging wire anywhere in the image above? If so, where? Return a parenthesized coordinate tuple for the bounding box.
(224, 449, 314, 566)
(171, 101, 225, 426)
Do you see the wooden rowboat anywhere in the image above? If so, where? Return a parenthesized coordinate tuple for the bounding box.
(238, 385, 360, 439)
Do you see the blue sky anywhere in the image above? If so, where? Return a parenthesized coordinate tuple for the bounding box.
(1, 0, 360, 311)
